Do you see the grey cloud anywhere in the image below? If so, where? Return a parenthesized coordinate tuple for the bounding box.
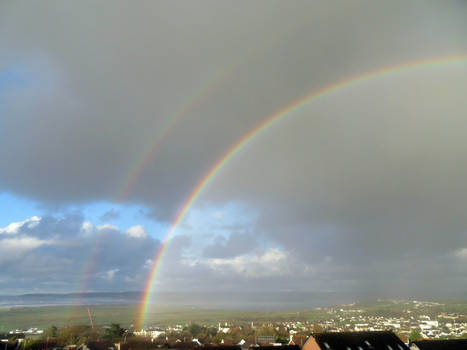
(203, 232, 257, 258)
(1, 1, 466, 219)
(100, 209, 120, 222)
(0, 214, 160, 294)
(199, 66, 467, 295)
(1, 1, 467, 299)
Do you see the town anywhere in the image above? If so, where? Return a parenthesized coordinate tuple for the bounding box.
(2, 300, 467, 349)
(3, 0, 467, 349)
(135, 300, 467, 345)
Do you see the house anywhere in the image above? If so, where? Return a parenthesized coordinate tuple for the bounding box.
(302, 331, 409, 350)
(257, 336, 275, 344)
(218, 323, 231, 334)
(193, 338, 203, 346)
(410, 339, 467, 350)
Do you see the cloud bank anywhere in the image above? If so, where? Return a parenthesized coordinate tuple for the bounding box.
(0, 1, 467, 300)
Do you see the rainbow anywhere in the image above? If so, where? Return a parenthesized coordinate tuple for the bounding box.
(136, 55, 467, 328)
(71, 226, 113, 320)
(74, 37, 279, 312)
(117, 34, 284, 201)
(117, 79, 223, 201)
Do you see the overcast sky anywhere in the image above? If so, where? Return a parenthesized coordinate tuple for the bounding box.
(1, 1, 467, 303)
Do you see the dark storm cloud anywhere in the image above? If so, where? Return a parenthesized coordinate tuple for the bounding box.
(1, 1, 466, 219)
(1, 1, 467, 298)
(200, 65, 467, 296)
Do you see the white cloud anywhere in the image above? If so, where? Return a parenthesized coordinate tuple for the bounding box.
(1, 236, 48, 250)
(0, 236, 51, 263)
(26, 216, 41, 229)
(202, 248, 288, 277)
(0, 216, 41, 235)
(125, 225, 147, 238)
(81, 221, 94, 234)
(102, 268, 119, 281)
(0, 213, 161, 294)
(143, 259, 153, 269)
(96, 224, 119, 232)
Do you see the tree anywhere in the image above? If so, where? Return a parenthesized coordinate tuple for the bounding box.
(188, 323, 203, 337)
(275, 336, 288, 344)
(58, 325, 91, 345)
(409, 329, 423, 342)
(45, 325, 58, 338)
(206, 327, 218, 337)
(24, 340, 41, 350)
(104, 324, 126, 339)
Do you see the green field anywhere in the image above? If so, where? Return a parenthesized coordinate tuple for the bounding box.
(2, 300, 467, 332)
(0, 304, 329, 331)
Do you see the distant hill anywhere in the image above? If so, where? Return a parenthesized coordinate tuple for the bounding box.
(0, 291, 142, 307)
(0, 291, 352, 309)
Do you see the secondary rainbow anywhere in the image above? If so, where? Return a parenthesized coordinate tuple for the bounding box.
(137, 54, 467, 329)
(117, 81, 220, 201)
(72, 37, 284, 317)
(117, 34, 282, 201)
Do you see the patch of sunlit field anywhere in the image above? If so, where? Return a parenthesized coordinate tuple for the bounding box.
(2, 301, 467, 331)
(0, 304, 331, 330)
